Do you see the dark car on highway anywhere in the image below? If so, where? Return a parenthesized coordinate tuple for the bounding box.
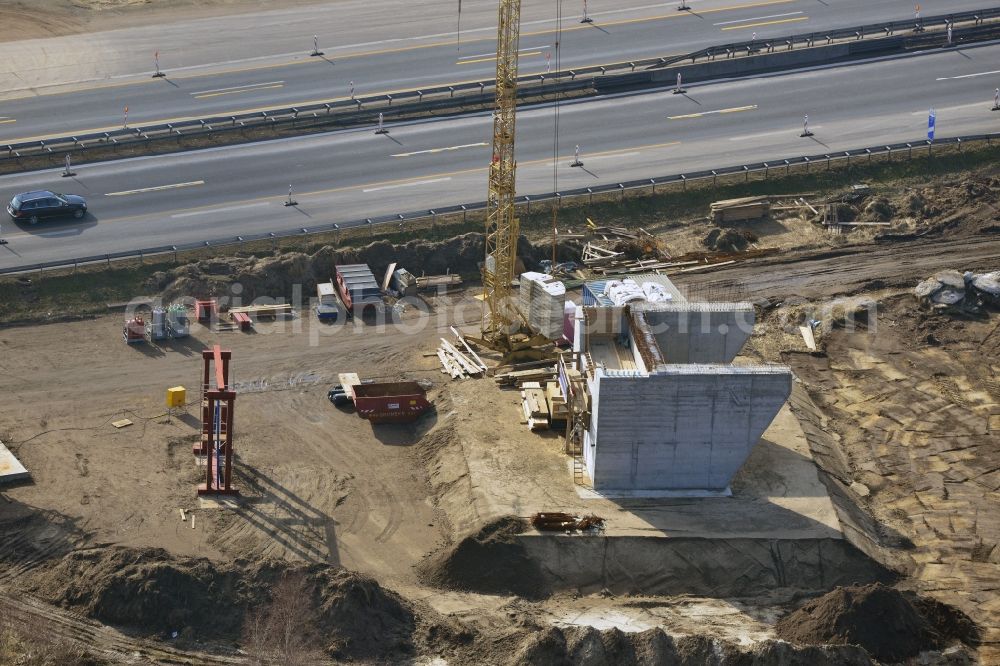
(7, 190, 88, 224)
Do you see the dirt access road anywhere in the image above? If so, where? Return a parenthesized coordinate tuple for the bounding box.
(672, 234, 1000, 303)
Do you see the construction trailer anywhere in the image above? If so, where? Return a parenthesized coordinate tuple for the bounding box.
(315, 280, 343, 321)
(335, 264, 383, 315)
(390, 268, 418, 297)
(564, 276, 792, 494)
(195, 345, 238, 496)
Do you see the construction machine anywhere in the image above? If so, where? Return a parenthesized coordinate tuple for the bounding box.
(480, 0, 523, 350)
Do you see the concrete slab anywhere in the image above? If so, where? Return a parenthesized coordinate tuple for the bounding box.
(0, 440, 29, 484)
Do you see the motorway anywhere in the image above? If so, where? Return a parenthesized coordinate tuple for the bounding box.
(0, 0, 992, 143)
(0, 44, 998, 270)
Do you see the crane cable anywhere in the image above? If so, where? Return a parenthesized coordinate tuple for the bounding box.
(551, 0, 563, 265)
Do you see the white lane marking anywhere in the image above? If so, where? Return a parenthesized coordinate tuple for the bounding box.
(363, 177, 451, 193)
(190, 81, 285, 96)
(458, 45, 550, 60)
(669, 104, 758, 120)
(577, 152, 641, 161)
(936, 69, 1000, 81)
(171, 202, 270, 218)
(392, 142, 488, 157)
(105, 180, 205, 196)
(910, 102, 984, 115)
(729, 126, 822, 140)
(194, 84, 284, 99)
(713, 11, 802, 26)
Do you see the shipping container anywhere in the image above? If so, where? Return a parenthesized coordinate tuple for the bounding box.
(335, 264, 383, 313)
(351, 381, 432, 424)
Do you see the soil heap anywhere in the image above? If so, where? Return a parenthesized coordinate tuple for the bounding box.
(148, 233, 543, 303)
(419, 516, 549, 599)
(775, 583, 975, 663)
(30, 546, 416, 661)
(703, 227, 757, 253)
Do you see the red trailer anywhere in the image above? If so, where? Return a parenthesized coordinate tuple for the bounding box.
(351, 381, 432, 424)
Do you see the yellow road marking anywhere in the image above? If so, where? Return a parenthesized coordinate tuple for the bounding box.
(105, 180, 205, 197)
(0, 118, 15, 124)
(668, 104, 758, 120)
(720, 16, 808, 30)
(392, 142, 488, 157)
(457, 51, 542, 65)
(193, 84, 284, 99)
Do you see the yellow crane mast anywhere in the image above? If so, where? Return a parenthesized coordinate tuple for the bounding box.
(481, 0, 522, 347)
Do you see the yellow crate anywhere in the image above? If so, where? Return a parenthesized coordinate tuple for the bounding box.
(166, 386, 187, 408)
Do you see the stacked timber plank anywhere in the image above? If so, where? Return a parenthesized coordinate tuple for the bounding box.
(710, 196, 771, 223)
(521, 382, 549, 430)
(546, 381, 568, 422)
(436, 327, 487, 379)
(519, 272, 566, 340)
(494, 364, 558, 387)
(518, 380, 569, 431)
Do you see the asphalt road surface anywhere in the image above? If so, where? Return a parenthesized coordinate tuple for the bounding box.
(1, 42, 998, 270)
(0, 0, 990, 143)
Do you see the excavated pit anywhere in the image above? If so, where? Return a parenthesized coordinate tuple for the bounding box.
(418, 380, 893, 601)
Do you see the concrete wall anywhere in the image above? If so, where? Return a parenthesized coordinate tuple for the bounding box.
(592, 366, 792, 491)
(635, 303, 755, 364)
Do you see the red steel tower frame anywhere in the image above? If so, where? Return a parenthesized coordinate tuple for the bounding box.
(195, 345, 238, 496)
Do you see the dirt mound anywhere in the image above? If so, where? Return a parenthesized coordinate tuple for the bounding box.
(419, 516, 549, 599)
(703, 227, 757, 252)
(475, 625, 874, 665)
(31, 547, 416, 661)
(149, 233, 543, 302)
(807, 173, 1000, 238)
(774, 583, 960, 662)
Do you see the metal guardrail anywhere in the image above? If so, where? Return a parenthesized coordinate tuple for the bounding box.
(650, 6, 1000, 65)
(3, 132, 996, 276)
(3, 7, 997, 163)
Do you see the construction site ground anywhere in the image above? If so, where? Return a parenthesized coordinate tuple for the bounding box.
(1, 167, 999, 663)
